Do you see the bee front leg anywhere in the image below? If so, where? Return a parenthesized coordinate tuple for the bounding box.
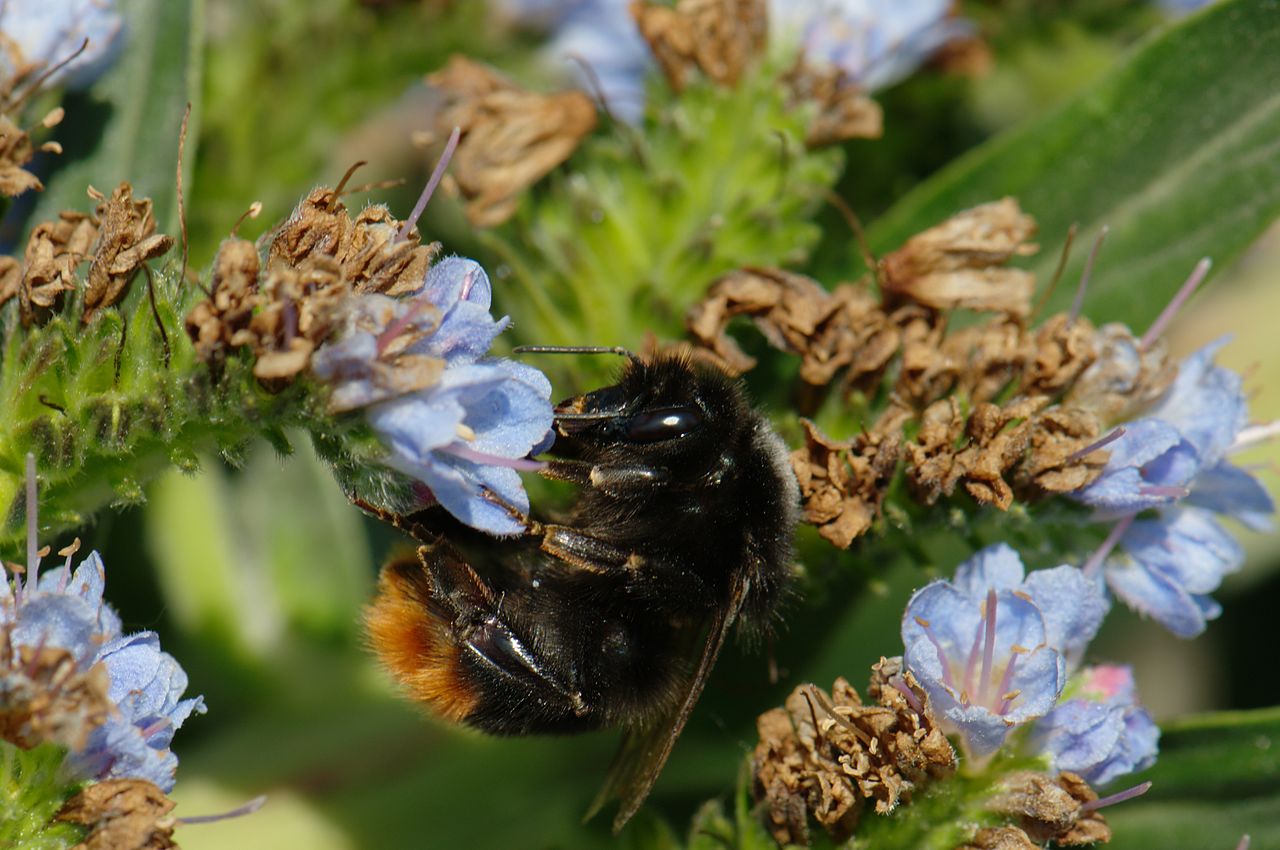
(542, 460, 671, 496)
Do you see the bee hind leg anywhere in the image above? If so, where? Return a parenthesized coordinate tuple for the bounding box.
(365, 544, 594, 733)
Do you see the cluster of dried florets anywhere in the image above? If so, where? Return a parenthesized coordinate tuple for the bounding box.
(0, 182, 174, 326)
(688, 198, 1174, 547)
(753, 658, 956, 845)
(184, 178, 440, 383)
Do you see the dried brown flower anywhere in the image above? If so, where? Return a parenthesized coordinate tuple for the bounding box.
(20, 209, 99, 324)
(82, 183, 175, 324)
(0, 113, 43, 196)
(893, 303, 954, 404)
(753, 659, 956, 846)
(426, 56, 597, 227)
(987, 771, 1112, 847)
(267, 187, 439, 295)
(0, 107, 63, 197)
(679, 200, 1150, 540)
(905, 396, 1050, 510)
(957, 826, 1041, 850)
(234, 261, 347, 383)
(1021, 406, 1108, 495)
(0, 254, 22, 307)
(790, 419, 900, 548)
(630, 0, 767, 92)
(58, 779, 178, 850)
(1021, 313, 1098, 397)
(184, 237, 262, 364)
(783, 63, 883, 148)
(685, 267, 897, 392)
(944, 319, 1032, 405)
(0, 643, 110, 752)
(1066, 323, 1175, 423)
(879, 198, 1038, 318)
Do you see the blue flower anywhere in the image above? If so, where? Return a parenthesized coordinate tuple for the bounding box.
(772, 0, 972, 91)
(0, 0, 124, 90)
(1072, 338, 1274, 636)
(67, 631, 206, 792)
(368, 360, 553, 536)
(1074, 338, 1269, 521)
(313, 256, 554, 536)
(1101, 507, 1244, 638)
(901, 545, 1106, 758)
(2, 548, 204, 791)
(1032, 665, 1158, 786)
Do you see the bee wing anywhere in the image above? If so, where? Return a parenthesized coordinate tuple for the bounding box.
(587, 575, 750, 833)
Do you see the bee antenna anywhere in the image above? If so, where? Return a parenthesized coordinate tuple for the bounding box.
(513, 345, 635, 359)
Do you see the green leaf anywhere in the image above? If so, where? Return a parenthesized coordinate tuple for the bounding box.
(862, 0, 1280, 329)
(1106, 706, 1280, 849)
(31, 0, 203, 235)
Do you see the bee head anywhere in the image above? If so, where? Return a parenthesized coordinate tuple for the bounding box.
(550, 352, 749, 472)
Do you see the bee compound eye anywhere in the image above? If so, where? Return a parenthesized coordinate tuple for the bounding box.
(622, 406, 703, 443)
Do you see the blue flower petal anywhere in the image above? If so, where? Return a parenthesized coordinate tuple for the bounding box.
(419, 258, 511, 363)
(938, 702, 1014, 759)
(1034, 699, 1125, 777)
(368, 392, 465, 460)
(0, 0, 125, 90)
(1023, 566, 1109, 656)
(952, 543, 1026, 596)
(1148, 337, 1245, 465)
(1033, 665, 1159, 786)
(1189, 460, 1275, 531)
(1104, 544, 1208, 638)
(11, 593, 101, 668)
(396, 449, 529, 537)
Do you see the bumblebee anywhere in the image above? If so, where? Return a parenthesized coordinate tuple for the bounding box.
(364, 350, 798, 829)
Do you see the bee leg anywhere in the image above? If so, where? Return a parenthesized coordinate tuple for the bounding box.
(365, 545, 594, 733)
(540, 460, 671, 495)
(533, 526, 714, 603)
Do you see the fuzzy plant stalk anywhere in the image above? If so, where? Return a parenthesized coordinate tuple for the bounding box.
(480, 66, 844, 386)
(0, 260, 313, 542)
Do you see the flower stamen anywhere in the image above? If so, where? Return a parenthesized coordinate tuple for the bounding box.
(915, 616, 958, 690)
(1069, 225, 1107, 323)
(1231, 420, 1280, 453)
(175, 795, 268, 826)
(446, 442, 546, 472)
(1140, 257, 1211, 350)
(1080, 780, 1152, 812)
(978, 589, 998, 704)
(1081, 515, 1135, 578)
(1066, 427, 1126, 465)
(397, 125, 462, 243)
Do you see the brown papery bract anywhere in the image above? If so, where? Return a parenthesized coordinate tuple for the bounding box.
(58, 779, 178, 850)
(425, 56, 597, 227)
(82, 183, 175, 324)
(630, 0, 767, 92)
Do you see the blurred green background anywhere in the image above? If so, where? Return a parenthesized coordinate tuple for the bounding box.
(26, 0, 1280, 846)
